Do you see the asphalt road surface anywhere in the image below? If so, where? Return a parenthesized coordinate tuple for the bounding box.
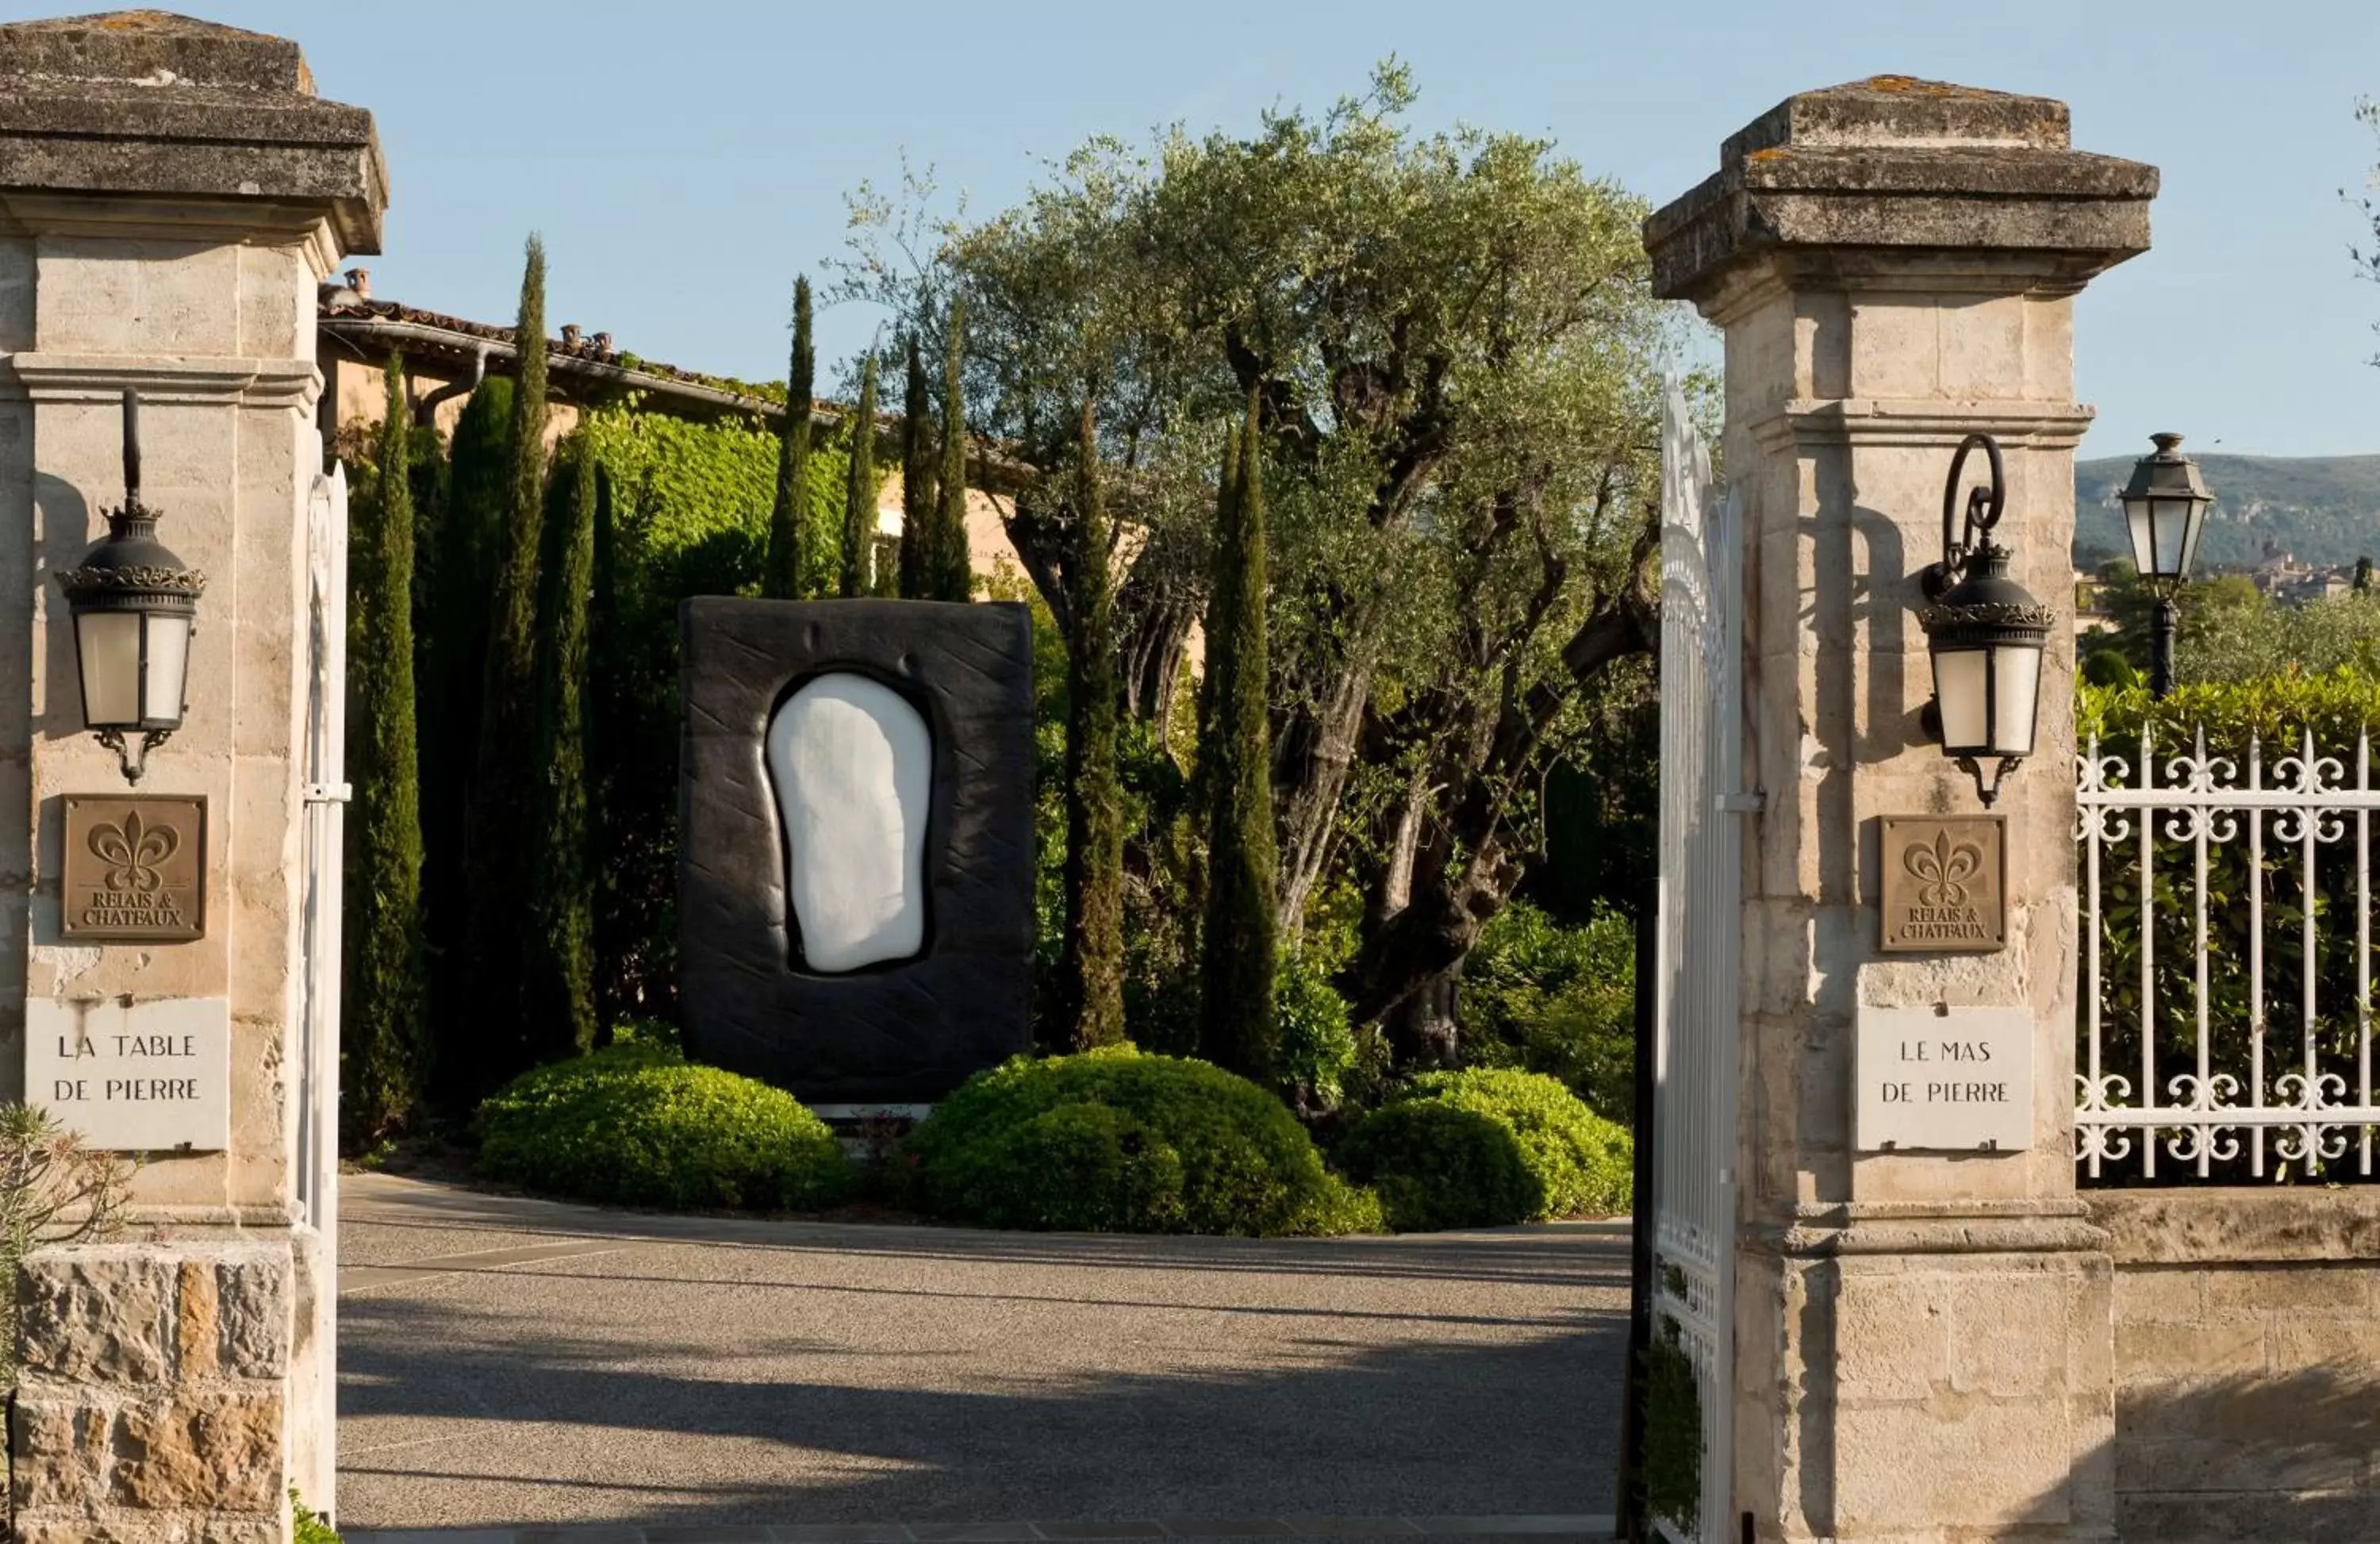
(336, 1173, 1630, 1541)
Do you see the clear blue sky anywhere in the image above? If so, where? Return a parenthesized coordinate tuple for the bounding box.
(190, 0, 2380, 459)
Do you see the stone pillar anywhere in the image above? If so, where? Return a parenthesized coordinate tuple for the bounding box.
(1644, 80, 2155, 1540)
(0, 12, 383, 1538)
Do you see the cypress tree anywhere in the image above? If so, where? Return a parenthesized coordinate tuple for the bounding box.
(1061, 397, 1127, 1050)
(839, 355, 879, 597)
(898, 334, 938, 599)
(524, 438, 597, 1059)
(462, 234, 553, 1096)
(421, 375, 510, 1108)
(765, 277, 815, 600)
(587, 459, 623, 1043)
(344, 355, 428, 1145)
(1196, 390, 1279, 1077)
(931, 298, 972, 602)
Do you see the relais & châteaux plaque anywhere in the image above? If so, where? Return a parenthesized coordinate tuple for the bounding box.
(60, 795, 205, 943)
(1878, 814, 2004, 953)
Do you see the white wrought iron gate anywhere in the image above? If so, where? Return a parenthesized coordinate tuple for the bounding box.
(297, 463, 350, 1516)
(1652, 386, 1741, 1544)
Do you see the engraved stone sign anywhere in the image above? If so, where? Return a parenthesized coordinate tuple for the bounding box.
(1855, 1004, 2033, 1152)
(1879, 814, 2004, 953)
(25, 997, 230, 1152)
(60, 794, 205, 943)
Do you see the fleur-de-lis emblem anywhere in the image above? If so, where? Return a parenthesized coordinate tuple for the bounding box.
(90, 810, 177, 893)
(1902, 830, 1983, 908)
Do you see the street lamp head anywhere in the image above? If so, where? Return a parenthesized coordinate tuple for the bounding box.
(56, 390, 206, 784)
(1918, 433, 2055, 807)
(2119, 432, 2214, 590)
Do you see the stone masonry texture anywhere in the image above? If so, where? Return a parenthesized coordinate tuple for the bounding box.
(1645, 77, 2153, 1540)
(12, 1241, 294, 1539)
(0, 10, 386, 1532)
(2094, 1189, 2380, 1543)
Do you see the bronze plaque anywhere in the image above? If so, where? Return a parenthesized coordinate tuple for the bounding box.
(60, 795, 205, 943)
(1879, 815, 2005, 954)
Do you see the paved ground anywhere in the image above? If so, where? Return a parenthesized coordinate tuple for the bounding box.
(336, 1173, 1631, 1541)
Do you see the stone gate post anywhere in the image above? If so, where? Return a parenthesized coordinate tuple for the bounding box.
(0, 13, 382, 1538)
(1645, 81, 2155, 1539)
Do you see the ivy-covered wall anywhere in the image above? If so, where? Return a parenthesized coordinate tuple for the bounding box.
(572, 398, 852, 1022)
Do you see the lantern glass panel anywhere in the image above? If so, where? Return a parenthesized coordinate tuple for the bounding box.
(75, 610, 141, 728)
(2178, 498, 2207, 578)
(2125, 497, 2156, 577)
(1992, 643, 2043, 756)
(141, 613, 190, 729)
(1933, 646, 1990, 751)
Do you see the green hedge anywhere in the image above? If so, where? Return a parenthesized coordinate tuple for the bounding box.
(904, 1047, 1379, 1235)
(1334, 1099, 1537, 1231)
(1338, 1067, 1633, 1230)
(1458, 901, 1636, 1123)
(476, 1043, 856, 1211)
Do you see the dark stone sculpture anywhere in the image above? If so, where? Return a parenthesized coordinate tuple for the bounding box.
(679, 597, 1035, 1104)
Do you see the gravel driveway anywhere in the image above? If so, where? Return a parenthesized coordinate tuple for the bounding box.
(336, 1173, 1630, 1541)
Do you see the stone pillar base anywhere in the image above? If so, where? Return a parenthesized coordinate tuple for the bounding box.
(11, 1239, 294, 1543)
(1738, 1205, 2117, 1542)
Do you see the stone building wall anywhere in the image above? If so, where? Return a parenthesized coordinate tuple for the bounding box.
(10, 1241, 295, 1542)
(2093, 1188, 2380, 1542)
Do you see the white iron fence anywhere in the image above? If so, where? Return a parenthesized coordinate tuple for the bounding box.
(2077, 725, 2380, 1182)
(1653, 384, 1741, 1543)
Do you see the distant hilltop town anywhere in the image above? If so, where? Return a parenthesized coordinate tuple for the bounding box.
(2075, 450, 2380, 586)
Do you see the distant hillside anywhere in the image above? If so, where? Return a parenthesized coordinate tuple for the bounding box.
(2075, 453, 2380, 572)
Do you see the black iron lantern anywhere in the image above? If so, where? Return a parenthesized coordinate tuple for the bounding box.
(57, 390, 206, 783)
(2117, 432, 2213, 698)
(1918, 433, 2053, 807)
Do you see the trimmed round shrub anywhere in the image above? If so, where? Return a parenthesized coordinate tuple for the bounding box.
(476, 1043, 856, 1212)
(1406, 1067, 1633, 1218)
(905, 1047, 1374, 1235)
(1334, 1100, 1537, 1231)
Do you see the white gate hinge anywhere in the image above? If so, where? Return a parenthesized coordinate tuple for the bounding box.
(1714, 790, 1764, 814)
(304, 782, 352, 805)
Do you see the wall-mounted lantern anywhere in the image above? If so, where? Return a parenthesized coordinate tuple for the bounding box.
(57, 390, 206, 784)
(2117, 432, 2213, 699)
(1917, 433, 2053, 807)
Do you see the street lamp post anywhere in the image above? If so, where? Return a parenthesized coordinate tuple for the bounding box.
(2118, 432, 2215, 700)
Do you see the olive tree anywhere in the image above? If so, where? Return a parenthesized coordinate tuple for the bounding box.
(842, 66, 1691, 1061)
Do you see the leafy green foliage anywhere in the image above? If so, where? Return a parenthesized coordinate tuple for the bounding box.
(2079, 667, 2380, 1184)
(476, 1043, 856, 1211)
(840, 354, 878, 597)
(842, 67, 1683, 1043)
(461, 236, 555, 1099)
(1404, 1067, 1632, 1216)
(1459, 901, 1636, 1123)
(1273, 949, 1357, 1108)
(1061, 401, 1127, 1050)
(931, 298, 973, 601)
(524, 441, 598, 1060)
(293, 1488, 341, 1544)
(904, 1047, 1368, 1235)
(899, 334, 938, 598)
(1641, 1316, 1702, 1533)
(0, 1102, 130, 1381)
(1198, 407, 1279, 1076)
(1334, 1099, 1536, 1231)
(765, 277, 816, 599)
(342, 357, 428, 1144)
(568, 401, 846, 1024)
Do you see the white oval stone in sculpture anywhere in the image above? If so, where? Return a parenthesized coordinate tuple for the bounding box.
(766, 673, 931, 973)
